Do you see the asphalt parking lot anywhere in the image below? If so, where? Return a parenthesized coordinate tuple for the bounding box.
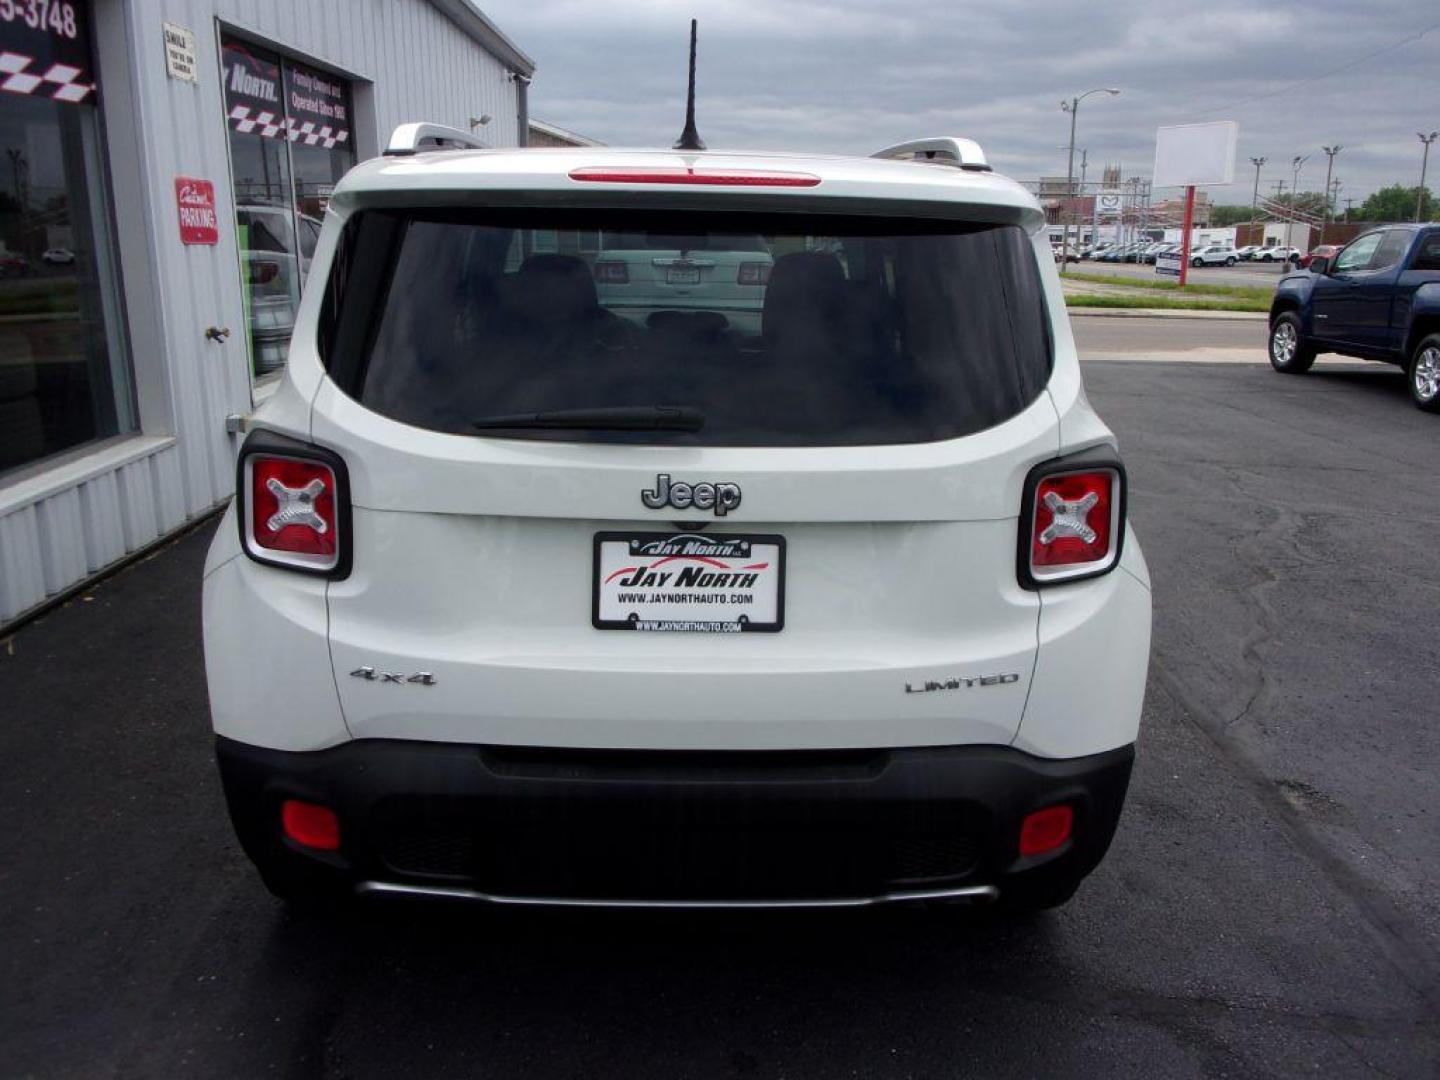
(3, 316, 1438, 1078)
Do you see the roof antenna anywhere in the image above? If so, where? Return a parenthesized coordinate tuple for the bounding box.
(672, 19, 706, 151)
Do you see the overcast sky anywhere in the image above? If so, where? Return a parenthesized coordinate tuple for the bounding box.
(481, 0, 1440, 207)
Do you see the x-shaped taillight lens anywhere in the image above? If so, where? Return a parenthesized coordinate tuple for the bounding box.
(1028, 468, 1121, 584)
(245, 456, 339, 570)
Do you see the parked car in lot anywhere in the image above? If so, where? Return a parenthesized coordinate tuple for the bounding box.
(1189, 244, 1237, 267)
(593, 231, 774, 335)
(41, 247, 75, 266)
(1298, 243, 1342, 269)
(1254, 245, 1299, 263)
(0, 253, 32, 277)
(236, 204, 323, 376)
(1235, 245, 1262, 261)
(1269, 225, 1440, 411)
(203, 127, 1151, 916)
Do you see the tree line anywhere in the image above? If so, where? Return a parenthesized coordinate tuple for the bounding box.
(1211, 184, 1435, 226)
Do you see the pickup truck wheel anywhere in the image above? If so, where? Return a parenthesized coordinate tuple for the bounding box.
(1409, 335, 1440, 412)
(1269, 312, 1316, 374)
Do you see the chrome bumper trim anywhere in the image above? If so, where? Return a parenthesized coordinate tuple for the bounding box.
(355, 881, 999, 910)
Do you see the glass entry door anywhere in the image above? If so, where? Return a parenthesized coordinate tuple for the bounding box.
(221, 37, 354, 380)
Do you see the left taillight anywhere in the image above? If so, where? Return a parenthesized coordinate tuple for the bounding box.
(1019, 453, 1126, 588)
(237, 432, 350, 577)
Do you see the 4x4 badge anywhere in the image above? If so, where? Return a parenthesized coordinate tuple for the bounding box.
(350, 666, 435, 686)
(641, 473, 742, 516)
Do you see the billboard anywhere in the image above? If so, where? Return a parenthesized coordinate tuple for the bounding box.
(1153, 122, 1238, 188)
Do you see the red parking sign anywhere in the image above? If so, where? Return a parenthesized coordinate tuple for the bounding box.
(174, 177, 219, 245)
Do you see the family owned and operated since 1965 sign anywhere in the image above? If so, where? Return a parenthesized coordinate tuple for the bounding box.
(221, 38, 350, 149)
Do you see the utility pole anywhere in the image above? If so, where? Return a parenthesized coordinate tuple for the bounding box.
(1249, 156, 1267, 237)
(1244, 157, 1267, 224)
(1343, 197, 1355, 222)
(1061, 88, 1119, 266)
(1287, 155, 1308, 251)
(1418, 132, 1438, 223)
(1319, 145, 1341, 243)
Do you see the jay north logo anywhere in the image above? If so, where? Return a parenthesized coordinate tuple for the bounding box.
(641, 473, 741, 516)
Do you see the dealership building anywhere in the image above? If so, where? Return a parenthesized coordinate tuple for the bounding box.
(0, 1, 534, 627)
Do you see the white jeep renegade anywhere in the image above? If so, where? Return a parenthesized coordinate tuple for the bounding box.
(203, 126, 1151, 913)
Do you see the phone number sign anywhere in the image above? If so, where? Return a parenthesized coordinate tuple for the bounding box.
(0, 0, 94, 105)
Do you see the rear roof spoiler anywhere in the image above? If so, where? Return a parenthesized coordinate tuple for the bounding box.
(872, 137, 991, 173)
(384, 122, 489, 156)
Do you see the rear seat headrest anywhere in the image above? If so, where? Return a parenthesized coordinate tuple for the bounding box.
(762, 251, 847, 342)
(514, 254, 599, 324)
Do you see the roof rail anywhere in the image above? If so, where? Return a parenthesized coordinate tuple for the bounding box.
(872, 137, 991, 173)
(384, 122, 489, 156)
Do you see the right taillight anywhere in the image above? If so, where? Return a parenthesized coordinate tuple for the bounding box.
(237, 432, 350, 577)
(737, 261, 771, 285)
(1020, 456, 1125, 588)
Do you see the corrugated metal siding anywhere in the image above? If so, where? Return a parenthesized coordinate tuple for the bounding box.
(0, 0, 522, 626)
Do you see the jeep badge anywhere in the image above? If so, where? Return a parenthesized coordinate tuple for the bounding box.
(641, 473, 742, 516)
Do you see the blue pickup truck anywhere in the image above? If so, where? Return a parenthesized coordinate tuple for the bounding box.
(1268, 224, 1440, 412)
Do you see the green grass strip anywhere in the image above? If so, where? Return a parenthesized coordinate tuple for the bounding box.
(1062, 271, 1273, 301)
(1065, 294, 1269, 313)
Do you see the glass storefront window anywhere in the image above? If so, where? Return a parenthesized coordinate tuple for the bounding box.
(0, 6, 133, 476)
(221, 37, 354, 380)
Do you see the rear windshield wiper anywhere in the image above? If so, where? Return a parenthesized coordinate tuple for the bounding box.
(473, 405, 705, 432)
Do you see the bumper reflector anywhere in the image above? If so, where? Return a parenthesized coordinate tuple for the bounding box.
(282, 799, 341, 851)
(1018, 805, 1074, 856)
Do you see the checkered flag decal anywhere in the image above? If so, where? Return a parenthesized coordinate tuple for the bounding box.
(287, 119, 349, 150)
(0, 51, 94, 104)
(228, 104, 286, 139)
(228, 106, 349, 150)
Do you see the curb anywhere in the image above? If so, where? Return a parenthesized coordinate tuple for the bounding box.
(1067, 307, 1267, 322)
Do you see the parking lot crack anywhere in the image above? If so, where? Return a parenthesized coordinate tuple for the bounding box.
(1151, 660, 1440, 1023)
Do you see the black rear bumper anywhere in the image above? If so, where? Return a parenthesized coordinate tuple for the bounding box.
(216, 737, 1134, 905)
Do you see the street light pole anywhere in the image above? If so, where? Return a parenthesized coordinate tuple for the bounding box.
(1418, 132, 1438, 223)
(1061, 88, 1119, 266)
(1319, 145, 1341, 243)
(1249, 156, 1266, 242)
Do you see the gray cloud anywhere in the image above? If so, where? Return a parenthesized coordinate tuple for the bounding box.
(481, 0, 1440, 206)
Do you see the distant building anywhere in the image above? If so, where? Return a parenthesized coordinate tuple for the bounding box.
(1152, 191, 1213, 227)
(528, 119, 604, 148)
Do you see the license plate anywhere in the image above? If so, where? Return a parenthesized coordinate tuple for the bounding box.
(593, 532, 785, 632)
(665, 266, 700, 285)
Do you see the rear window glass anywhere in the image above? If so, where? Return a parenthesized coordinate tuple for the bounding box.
(321, 210, 1051, 447)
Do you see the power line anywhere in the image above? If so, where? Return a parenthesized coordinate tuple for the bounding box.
(1197, 17, 1440, 117)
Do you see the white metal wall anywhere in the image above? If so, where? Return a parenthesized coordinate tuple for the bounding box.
(0, 0, 525, 625)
